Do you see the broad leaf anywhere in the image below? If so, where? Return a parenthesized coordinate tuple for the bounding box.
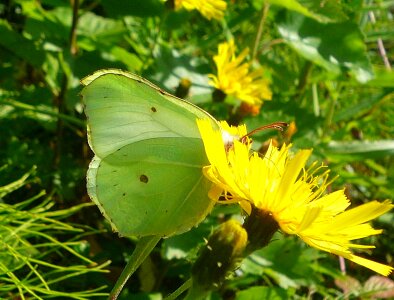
(277, 11, 373, 82)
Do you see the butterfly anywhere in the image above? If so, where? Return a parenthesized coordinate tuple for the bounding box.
(81, 69, 219, 237)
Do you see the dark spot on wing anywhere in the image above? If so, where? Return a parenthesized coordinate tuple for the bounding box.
(151, 106, 157, 112)
(113, 183, 118, 187)
(159, 89, 165, 95)
(123, 192, 126, 196)
(140, 174, 149, 183)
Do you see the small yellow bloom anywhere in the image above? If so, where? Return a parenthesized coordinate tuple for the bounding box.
(174, 0, 227, 20)
(239, 102, 261, 117)
(209, 39, 272, 105)
(197, 118, 394, 276)
(283, 120, 297, 141)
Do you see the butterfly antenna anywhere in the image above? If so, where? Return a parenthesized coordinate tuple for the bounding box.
(241, 122, 289, 142)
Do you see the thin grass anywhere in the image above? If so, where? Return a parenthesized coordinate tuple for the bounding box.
(0, 170, 110, 299)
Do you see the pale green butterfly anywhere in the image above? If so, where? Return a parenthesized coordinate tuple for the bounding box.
(81, 69, 220, 238)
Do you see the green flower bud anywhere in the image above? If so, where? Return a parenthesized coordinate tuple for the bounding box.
(188, 220, 248, 298)
(243, 205, 279, 255)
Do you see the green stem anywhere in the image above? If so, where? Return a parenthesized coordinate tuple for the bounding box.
(0, 99, 84, 127)
(252, 2, 270, 61)
(69, 0, 80, 55)
(295, 61, 313, 102)
(164, 278, 192, 300)
(322, 81, 339, 139)
(108, 236, 161, 300)
(183, 284, 208, 300)
(312, 83, 320, 117)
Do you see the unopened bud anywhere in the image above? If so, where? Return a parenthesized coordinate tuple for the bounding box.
(175, 78, 192, 99)
(190, 220, 248, 294)
(243, 205, 279, 255)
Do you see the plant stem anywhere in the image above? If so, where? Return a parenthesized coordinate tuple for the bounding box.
(368, 11, 391, 70)
(183, 284, 208, 300)
(164, 278, 192, 300)
(69, 0, 80, 55)
(322, 81, 339, 139)
(108, 236, 161, 300)
(0, 99, 84, 127)
(295, 61, 313, 102)
(252, 2, 270, 61)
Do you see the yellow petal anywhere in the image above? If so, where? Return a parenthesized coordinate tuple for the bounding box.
(330, 200, 393, 230)
(344, 253, 393, 276)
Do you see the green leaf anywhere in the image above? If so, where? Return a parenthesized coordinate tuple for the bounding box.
(364, 276, 394, 298)
(149, 47, 213, 100)
(277, 11, 373, 82)
(110, 46, 143, 72)
(268, 0, 316, 18)
(100, 0, 164, 18)
(267, 0, 348, 23)
(333, 91, 390, 122)
(77, 12, 127, 51)
(0, 19, 45, 67)
(235, 286, 290, 300)
(0, 167, 35, 198)
(365, 69, 394, 88)
(23, 6, 72, 45)
(323, 140, 394, 161)
(241, 235, 326, 289)
(162, 218, 216, 260)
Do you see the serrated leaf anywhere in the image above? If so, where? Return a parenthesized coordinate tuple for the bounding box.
(277, 11, 373, 82)
(334, 275, 362, 295)
(364, 276, 394, 298)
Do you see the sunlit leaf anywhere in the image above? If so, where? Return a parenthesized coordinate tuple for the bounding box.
(235, 286, 290, 300)
(277, 11, 373, 82)
(0, 19, 45, 67)
(324, 140, 394, 161)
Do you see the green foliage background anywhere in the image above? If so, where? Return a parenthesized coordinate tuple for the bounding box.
(0, 0, 393, 299)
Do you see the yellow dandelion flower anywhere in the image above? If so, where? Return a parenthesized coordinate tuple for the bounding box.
(209, 39, 272, 105)
(197, 118, 394, 276)
(174, 0, 227, 20)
